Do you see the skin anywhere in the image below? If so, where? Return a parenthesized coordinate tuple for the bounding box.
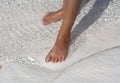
(42, 0, 81, 63)
(42, 8, 64, 25)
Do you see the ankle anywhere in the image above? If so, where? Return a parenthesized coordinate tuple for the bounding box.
(54, 34, 71, 48)
(58, 30, 71, 39)
(57, 35, 70, 42)
(57, 8, 64, 15)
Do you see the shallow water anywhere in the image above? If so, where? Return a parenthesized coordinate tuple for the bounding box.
(0, 0, 120, 83)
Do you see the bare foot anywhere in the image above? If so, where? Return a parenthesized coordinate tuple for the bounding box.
(45, 35, 70, 63)
(42, 8, 64, 25)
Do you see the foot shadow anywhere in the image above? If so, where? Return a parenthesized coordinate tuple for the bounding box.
(71, 0, 111, 41)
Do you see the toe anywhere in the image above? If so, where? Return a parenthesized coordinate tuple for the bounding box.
(45, 55, 51, 62)
(44, 20, 50, 25)
(43, 17, 53, 25)
(44, 17, 54, 25)
(62, 56, 66, 61)
(42, 19, 47, 25)
(60, 58, 63, 62)
(42, 13, 52, 25)
(51, 57, 55, 63)
(58, 57, 62, 62)
(42, 18, 49, 25)
(54, 57, 58, 63)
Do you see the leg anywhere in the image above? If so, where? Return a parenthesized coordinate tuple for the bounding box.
(45, 0, 81, 63)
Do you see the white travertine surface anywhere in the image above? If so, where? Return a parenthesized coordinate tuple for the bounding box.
(0, 0, 120, 83)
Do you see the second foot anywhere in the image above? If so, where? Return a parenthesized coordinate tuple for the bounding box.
(42, 8, 64, 25)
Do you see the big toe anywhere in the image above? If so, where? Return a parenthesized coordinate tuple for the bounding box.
(42, 18, 48, 25)
(42, 17, 52, 25)
(45, 55, 51, 62)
